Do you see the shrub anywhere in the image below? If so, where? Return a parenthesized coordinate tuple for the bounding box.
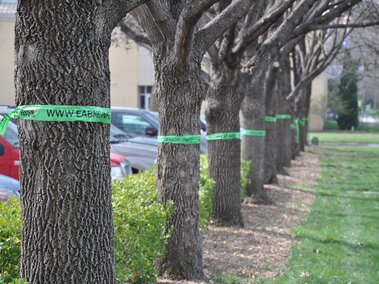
(112, 170, 173, 283)
(240, 159, 251, 197)
(199, 155, 215, 229)
(0, 162, 216, 284)
(0, 197, 22, 284)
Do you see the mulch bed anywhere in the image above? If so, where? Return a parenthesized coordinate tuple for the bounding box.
(158, 151, 320, 283)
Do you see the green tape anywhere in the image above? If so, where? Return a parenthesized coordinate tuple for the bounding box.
(290, 123, 295, 129)
(241, 129, 266, 136)
(0, 105, 111, 135)
(299, 119, 306, 126)
(276, 114, 291, 120)
(157, 135, 201, 144)
(207, 132, 240, 141)
(265, 116, 277, 123)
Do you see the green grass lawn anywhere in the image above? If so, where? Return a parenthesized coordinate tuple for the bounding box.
(308, 132, 379, 144)
(325, 120, 379, 132)
(273, 147, 379, 284)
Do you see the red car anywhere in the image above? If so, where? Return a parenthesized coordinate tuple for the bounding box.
(0, 116, 131, 180)
(0, 119, 19, 180)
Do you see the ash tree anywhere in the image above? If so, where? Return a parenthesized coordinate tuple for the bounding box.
(202, 0, 293, 224)
(239, 0, 367, 197)
(15, 0, 147, 283)
(122, 0, 255, 280)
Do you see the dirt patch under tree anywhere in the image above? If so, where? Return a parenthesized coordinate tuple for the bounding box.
(158, 150, 320, 283)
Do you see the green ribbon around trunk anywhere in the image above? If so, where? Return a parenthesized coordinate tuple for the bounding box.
(276, 114, 291, 120)
(265, 116, 277, 123)
(241, 129, 266, 136)
(157, 135, 201, 144)
(0, 105, 111, 135)
(206, 132, 241, 141)
(290, 123, 295, 129)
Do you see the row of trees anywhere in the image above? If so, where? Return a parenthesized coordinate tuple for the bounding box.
(15, 0, 378, 282)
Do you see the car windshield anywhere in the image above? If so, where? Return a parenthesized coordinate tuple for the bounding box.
(144, 111, 159, 122)
(110, 125, 132, 142)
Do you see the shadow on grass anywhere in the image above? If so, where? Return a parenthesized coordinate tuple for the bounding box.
(316, 191, 379, 202)
(296, 233, 379, 252)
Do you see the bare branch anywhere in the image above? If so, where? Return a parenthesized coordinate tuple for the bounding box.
(173, 0, 219, 65)
(107, 0, 149, 27)
(145, 1, 176, 40)
(194, 0, 256, 56)
(287, 29, 350, 101)
(232, 0, 296, 57)
(119, 16, 152, 50)
(307, 21, 379, 30)
(219, 24, 237, 62)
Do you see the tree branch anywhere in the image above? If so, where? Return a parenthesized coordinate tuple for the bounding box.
(173, 0, 219, 66)
(307, 21, 379, 30)
(145, 1, 176, 41)
(194, 0, 256, 56)
(119, 15, 152, 50)
(287, 29, 349, 101)
(106, 0, 149, 28)
(232, 0, 296, 57)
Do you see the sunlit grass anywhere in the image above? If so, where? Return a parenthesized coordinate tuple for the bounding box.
(308, 132, 379, 144)
(275, 147, 379, 283)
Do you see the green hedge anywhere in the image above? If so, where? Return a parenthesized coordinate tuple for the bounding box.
(0, 157, 216, 283)
(0, 197, 22, 284)
(241, 159, 251, 197)
(113, 169, 173, 283)
(0, 156, 251, 283)
(199, 155, 215, 229)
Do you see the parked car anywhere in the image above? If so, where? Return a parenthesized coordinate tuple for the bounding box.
(110, 152, 132, 179)
(0, 115, 131, 180)
(0, 117, 20, 180)
(111, 107, 207, 153)
(111, 134, 157, 174)
(111, 107, 159, 137)
(0, 174, 19, 202)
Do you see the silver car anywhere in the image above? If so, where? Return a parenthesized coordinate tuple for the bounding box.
(110, 126, 157, 173)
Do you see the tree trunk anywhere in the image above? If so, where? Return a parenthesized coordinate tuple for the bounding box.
(154, 53, 205, 280)
(264, 67, 279, 184)
(299, 83, 311, 151)
(241, 75, 270, 203)
(16, 2, 116, 283)
(205, 67, 243, 227)
(291, 121, 297, 160)
(276, 57, 292, 171)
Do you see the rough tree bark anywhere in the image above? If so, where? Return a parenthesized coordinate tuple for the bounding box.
(15, 1, 140, 282)
(298, 83, 311, 151)
(264, 66, 279, 185)
(205, 67, 244, 227)
(154, 52, 205, 279)
(241, 74, 268, 202)
(131, 1, 254, 279)
(276, 56, 292, 171)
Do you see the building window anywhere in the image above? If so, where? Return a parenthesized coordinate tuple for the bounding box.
(139, 85, 153, 110)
